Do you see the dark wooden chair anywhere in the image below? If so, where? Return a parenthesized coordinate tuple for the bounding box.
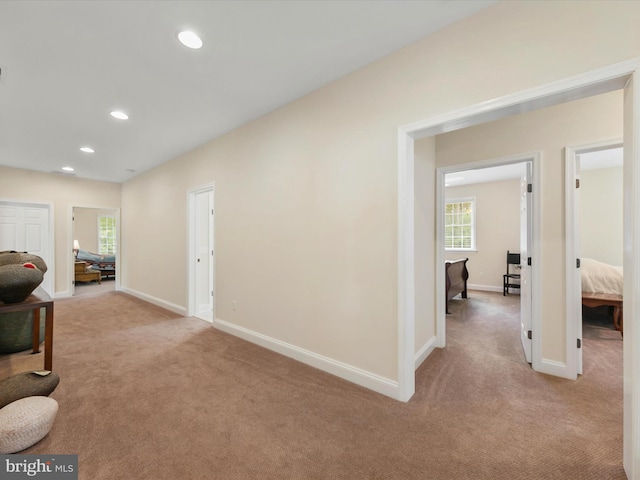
(503, 251, 521, 295)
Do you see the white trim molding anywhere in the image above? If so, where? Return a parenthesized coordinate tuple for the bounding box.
(435, 152, 541, 372)
(414, 335, 438, 370)
(397, 129, 416, 402)
(398, 56, 640, 394)
(120, 286, 187, 316)
(213, 318, 400, 399)
(68, 204, 121, 298)
(397, 57, 640, 478)
(622, 68, 640, 479)
(564, 138, 623, 379)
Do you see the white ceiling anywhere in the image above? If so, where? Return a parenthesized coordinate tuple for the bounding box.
(0, 0, 496, 183)
(445, 163, 526, 187)
(579, 147, 623, 170)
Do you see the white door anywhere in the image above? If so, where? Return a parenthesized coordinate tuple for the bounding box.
(195, 190, 214, 322)
(0, 202, 52, 296)
(520, 163, 533, 363)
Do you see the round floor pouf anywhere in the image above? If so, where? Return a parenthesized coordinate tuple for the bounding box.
(0, 396, 58, 454)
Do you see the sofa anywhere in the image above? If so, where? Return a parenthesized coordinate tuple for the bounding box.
(76, 249, 116, 277)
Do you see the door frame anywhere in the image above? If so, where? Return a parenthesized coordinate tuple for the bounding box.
(187, 183, 216, 321)
(69, 205, 121, 297)
(520, 161, 534, 364)
(435, 153, 539, 366)
(564, 138, 623, 378)
(0, 199, 54, 296)
(397, 57, 640, 476)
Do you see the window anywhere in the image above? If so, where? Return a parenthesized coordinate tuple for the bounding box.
(445, 199, 475, 250)
(98, 215, 116, 255)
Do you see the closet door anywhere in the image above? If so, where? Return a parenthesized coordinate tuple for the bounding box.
(0, 202, 52, 295)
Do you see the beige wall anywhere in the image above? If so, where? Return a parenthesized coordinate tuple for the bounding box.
(445, 179, 521, 290)
(74, 208, 117, 254)
(120, 1, 639, 383)
(0, 166, 120, 296)
(434, 90, 622, 362)
(580, 166, 623, 266)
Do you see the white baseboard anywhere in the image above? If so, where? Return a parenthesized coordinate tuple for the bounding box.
(54, 290, 71, 299)
(213, 318, 401, 400)
(414, 335, 438, 370)
(119, 286, 187, 316)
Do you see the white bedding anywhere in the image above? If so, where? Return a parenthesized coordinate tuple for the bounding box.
(581, 257, 623, 295)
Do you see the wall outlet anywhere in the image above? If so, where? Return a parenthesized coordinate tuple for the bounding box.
(232, 300, 237, 311)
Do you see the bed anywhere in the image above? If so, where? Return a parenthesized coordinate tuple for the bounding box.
(445, 258, 469, 314)
(581, 257, 623, 335)
(76, 249, 116, 278)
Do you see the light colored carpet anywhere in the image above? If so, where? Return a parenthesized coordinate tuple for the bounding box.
(73, 277, 115, 297)
(0, 290, 625, 479)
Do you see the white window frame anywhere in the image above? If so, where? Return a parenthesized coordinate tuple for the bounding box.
(97, 214, 116, 255)
(444, 197, 476, 252)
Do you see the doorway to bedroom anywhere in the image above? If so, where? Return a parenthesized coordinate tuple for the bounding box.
(402, 61, 638, 475)
(566, 142, 624, 376)
(441, 158, 534, 364)
(71, 206, 119, 297)
(421, 88, 623, 380)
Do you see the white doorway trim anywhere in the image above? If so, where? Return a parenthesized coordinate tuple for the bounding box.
(622, 71, 640, 479)
(397, 57, 640, 477)
(68, 205, 121, 298)
(564, 138, 623, 379)
(435, 153, 540, 370)
(187, 183, 216, 322)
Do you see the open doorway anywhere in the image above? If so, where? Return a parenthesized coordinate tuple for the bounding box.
(400, 59, 638, 475)
(71, 206, 119, 297)
(423, 88, 622, 380)
(442, 159, 534, 365)
(566, 142, 624, 376)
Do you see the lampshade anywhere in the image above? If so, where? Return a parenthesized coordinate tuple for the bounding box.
(73, 240, 80, 250)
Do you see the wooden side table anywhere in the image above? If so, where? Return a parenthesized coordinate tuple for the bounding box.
(75, 261, 101, 284)
(0, 287, 54, 370)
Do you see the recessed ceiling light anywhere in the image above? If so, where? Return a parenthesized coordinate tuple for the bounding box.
(110, 110, 129, 120)
(62, 166, 75, 172)
(80, 147, 94, 153)
(177, 30, 203, 49)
